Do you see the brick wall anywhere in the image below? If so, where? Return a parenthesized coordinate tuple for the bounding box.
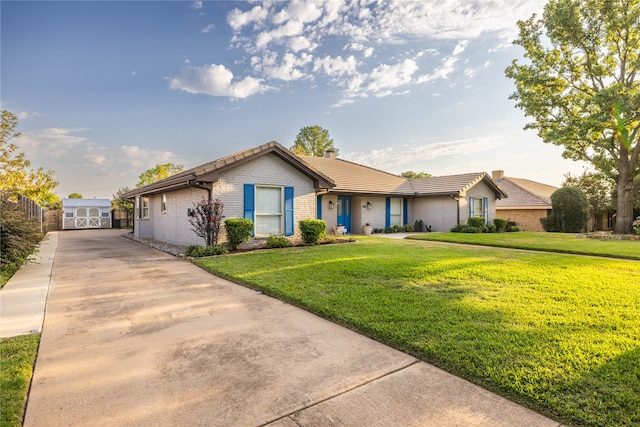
(496, 208, 549, 232)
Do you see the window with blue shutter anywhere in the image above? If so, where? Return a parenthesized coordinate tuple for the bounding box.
(385, 197, 391, 228)
(317, 195, 323, 219)
(244, 184, 255, 236)
(403, 198, 408, 225)
(469, 196, 474, 218)
(483, 197, 489, 225)
(284, 186, 294, 236)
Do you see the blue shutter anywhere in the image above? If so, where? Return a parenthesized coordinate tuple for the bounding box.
(483, 197, 489, 225)
(244, 184, 255, 236)
(385, 197, 391, 228)
(317, 195, 323, 219)
(284, 186, 294, 236)
(469, 196, 474, 219)
(403, 198, 408, 226)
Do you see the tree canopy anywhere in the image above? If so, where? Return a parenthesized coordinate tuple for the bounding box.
(505, 0, 640, 234)
(563, 169, 613, 230)
(68, 193, 83, 199)
(1, 110, 59, 206)
(290, 125, 338, 157)
(136, 163, 184, 187)
(400, 171, 432, 179)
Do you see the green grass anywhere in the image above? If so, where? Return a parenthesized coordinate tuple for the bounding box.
(195, 238, 640, 426)
(407, 231, 640, 260)
(0, 334, 40, 427)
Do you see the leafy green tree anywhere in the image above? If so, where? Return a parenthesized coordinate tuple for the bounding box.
(401, 171, 432, 179)
(136, 163, 184, 187)
(1, 110, 59, 204)
(111, 186, 134, 212)
(290, 125, 338, 157)
(68, 193, 83, 199)
(505, 0, 640, 234)
(563, 170, 614, 230)
(546, 187, 590, 232)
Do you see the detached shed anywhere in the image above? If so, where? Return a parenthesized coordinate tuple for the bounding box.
(62, 199, 112, 230)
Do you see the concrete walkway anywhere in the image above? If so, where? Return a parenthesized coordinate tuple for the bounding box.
(1, 231, 58, 338)
(10, 230, 560, 426)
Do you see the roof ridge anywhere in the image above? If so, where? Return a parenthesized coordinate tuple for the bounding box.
(299, 155, 409, 182)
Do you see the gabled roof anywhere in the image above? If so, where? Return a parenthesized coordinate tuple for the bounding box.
(409, 172, 507, 199)
(299, 156, 507, 199)
(298, 155, 411, 195)
(122, 142, 335, 199)
(495, 177, 557, 208)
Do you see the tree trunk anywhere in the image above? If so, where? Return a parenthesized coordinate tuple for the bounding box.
(613, 173, 635, 234)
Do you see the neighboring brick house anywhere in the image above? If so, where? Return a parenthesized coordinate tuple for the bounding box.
(123, 142, 507, 247)
(492, 170, 557, 232)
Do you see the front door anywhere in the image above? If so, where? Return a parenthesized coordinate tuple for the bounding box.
(337, 196, 351, 233)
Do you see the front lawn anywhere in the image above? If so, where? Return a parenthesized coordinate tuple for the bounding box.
(0, 334, 40, 427)
(195, 238, 640, 426)
(407, 231, 640, 260)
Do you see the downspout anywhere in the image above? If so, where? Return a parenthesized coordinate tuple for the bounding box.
(188, 180, 213, 246)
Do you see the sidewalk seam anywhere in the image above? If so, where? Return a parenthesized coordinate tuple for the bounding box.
(259, 359, 421, 426)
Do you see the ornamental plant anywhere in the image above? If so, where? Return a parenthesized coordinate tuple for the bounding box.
(189, 197, 223, 246)
(299, 219, 326, 245)
(633, 216, 640, 236)
(224, 218, 253, 250)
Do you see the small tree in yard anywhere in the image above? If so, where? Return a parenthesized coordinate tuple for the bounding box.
(546, 187, 589, 233)
(189, 197, 223, 247)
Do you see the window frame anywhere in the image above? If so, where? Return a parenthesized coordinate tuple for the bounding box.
(139, 196, 149, 219)
(161, 194, 167, 213)
(254, 185, 283, 236)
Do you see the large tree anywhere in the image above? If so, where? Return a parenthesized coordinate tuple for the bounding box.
(290, 125, 338, 157)
(1, 110, 59, 205)
(563, 169, 613, 230)
(136, 163, 184, 187)
(505, 0, 640, 234)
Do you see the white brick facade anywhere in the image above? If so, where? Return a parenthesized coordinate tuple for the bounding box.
(133, 153, 317, 246)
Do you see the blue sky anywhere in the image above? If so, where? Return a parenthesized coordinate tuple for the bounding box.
(2, 0, 587, 199)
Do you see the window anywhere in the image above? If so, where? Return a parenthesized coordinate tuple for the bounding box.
(77, 208, 87, 218)
(89, 208, 99, 218)
(473, 198, 484, 218)
(101, 208, 110, 218)
(255, 186, 282, 235)
(161, 194, 167, 213)
(389, 198, 402, 226)
(64, 208, 74, 218)
(139, 196, 149, 218)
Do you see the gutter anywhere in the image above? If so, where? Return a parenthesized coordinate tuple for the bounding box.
(188, 180, 213, 246)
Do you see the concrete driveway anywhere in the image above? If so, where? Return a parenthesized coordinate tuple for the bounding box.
(25, 229, 560, 426)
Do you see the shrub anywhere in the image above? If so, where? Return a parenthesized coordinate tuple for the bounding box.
(487, 224, 497, 233)
(414, 220, 424, 232)
(299, 219, 326, 245)
(506, 220, 519, 232)
(184, 245, 206, 257)
(188, 197, 223, 246)
(634, 216, 640, 236)
(548, 187, 589, 232)
(493, 218, 507, 232)
(204, 245, 227, 256)
(266, 235, 293, 248)
(224, 218, 253, 250)
(451, 224, 483, 233)
(467, 217, 486, 228)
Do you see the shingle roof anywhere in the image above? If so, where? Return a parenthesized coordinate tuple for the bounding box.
(300, 157, 507, 198)
(495, 177, 557, 208)
(298, 155, 411, 195)
(122, 141, 335, 198)
(409, 173, 505, 197)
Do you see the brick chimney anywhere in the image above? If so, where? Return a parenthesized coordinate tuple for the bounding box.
(324, 148, 336, 159)
(492, 170, 504, 179)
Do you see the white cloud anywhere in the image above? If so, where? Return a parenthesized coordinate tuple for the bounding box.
(16, 111, 41, 120)
(262, 52, 313, 81)
(343, 137, 503, 173)
(452, 40, 469, 56)
(366, 59, 418, 94)
(168, 64, 272, 98)
(313, 55, 358, 77)
(201, 24, 214, 33)
(227, 5, 269, 31)
(191, 0, 203, 10)
(416, 56, 459, 83)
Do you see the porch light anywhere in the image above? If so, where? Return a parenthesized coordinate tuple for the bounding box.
(366, 201, 372, 210)
(328, 200, 335, 209)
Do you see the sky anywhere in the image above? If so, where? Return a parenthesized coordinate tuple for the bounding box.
(1, 0, 589, 200)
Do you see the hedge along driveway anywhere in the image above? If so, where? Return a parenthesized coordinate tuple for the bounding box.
(195, 237, 640, 427)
